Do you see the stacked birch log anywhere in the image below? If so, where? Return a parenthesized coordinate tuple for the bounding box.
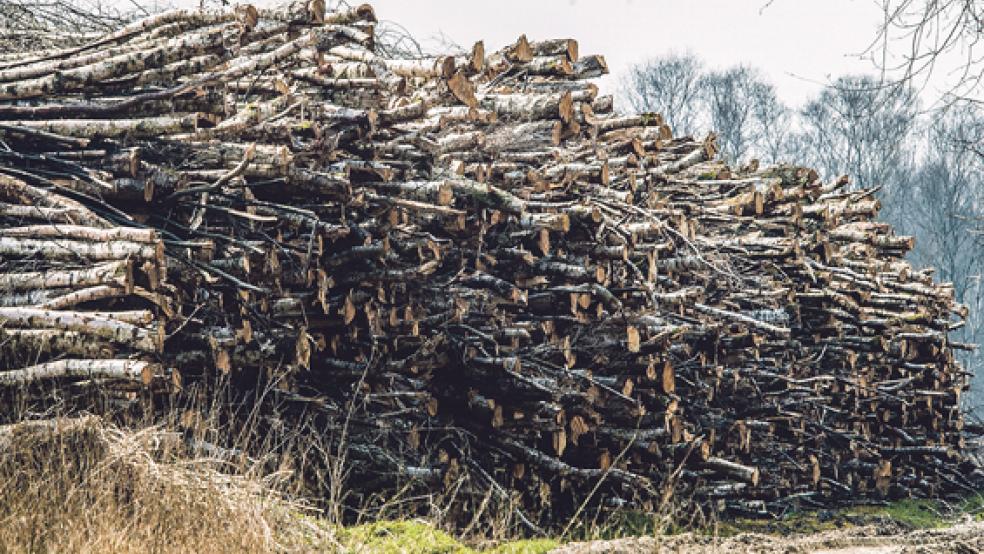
(0, 0, 979, 527)
(0, 167, 171, 395)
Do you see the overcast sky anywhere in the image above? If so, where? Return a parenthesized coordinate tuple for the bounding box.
(161, 0, 953, 109)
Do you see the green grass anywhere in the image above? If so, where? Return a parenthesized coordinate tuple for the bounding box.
(336, 520, 558, 554)
(712, 497, 969, 537)
(958, 493, 984, 521)
(321, 493, 984, 552)
(339, 521, 469, 553)
(847, 499, 947, 529)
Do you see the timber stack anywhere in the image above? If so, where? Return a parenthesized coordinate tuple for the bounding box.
(0, 0, 979, 529)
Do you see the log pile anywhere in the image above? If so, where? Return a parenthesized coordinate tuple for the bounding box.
(0, 1, 979, 528)
(0, 171, 172, 396)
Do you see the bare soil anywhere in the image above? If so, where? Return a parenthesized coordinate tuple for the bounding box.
(548, 519, 983, 553)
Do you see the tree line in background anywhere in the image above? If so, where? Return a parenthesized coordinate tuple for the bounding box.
(623, 55, 984, 410)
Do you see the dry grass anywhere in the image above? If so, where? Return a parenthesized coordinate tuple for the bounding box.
(0, 413, 659, 553)
(0, 414, 559, 553)
(0, 415, 979, 554)
(0, 415, 337, 553)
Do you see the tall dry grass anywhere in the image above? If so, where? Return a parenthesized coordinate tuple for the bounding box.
(0, 415, 336, 553)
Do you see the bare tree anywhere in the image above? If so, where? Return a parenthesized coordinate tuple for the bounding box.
(623, 55, 790, 164)
(621, 52, 704, 136)
(903, 105, 984, 408)
(936, 99, 984, 158)
(699, 67, 756, 164)
(863, 0, 984, 408)
(869, 0, 984, 107)
(748, 79, 792, 164)
(699, 66, 789, 164)
(795, 75, 919, 222)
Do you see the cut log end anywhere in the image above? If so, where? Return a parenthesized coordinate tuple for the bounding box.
(510, 34, 533, 63)
(626, 326, 640, 353)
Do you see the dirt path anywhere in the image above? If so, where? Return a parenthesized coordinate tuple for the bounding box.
(548, 519, 983, 553)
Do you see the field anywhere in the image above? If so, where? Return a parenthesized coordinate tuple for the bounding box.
(1, 1, 983, 551)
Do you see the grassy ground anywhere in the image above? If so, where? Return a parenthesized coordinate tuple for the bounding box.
(331, 497, 984, 553)
(337, 521, 558, 553)
(716, 494, 984, 537)
(0, 416, 979, 553)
